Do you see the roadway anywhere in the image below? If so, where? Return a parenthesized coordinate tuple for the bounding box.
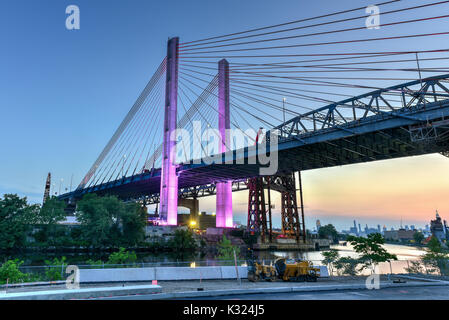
(94, 284, 449, 300)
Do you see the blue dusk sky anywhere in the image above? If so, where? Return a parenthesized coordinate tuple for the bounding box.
(1, 0, 449, 231)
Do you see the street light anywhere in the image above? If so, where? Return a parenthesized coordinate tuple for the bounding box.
(282, 97, 287, 124)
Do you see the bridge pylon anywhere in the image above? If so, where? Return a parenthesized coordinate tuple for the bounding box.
(160, 37, 179, 225)
(216, 59, 233, 228)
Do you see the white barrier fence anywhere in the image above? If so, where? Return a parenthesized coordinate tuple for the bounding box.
(79, 265, 329, 283)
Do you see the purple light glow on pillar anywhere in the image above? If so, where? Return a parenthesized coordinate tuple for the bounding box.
(216, 59, 233, 228)
(160, 37, 179, 226)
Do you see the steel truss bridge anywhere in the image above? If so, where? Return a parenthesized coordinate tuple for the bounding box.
(58, 1, 449, 242)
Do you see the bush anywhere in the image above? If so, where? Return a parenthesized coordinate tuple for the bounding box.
(0, 259, 28, 284)
(107, 248, 137, 266)
(217, 235, 240, 262)
(168, 229, 197, 252)
(44, 257, 67, 281)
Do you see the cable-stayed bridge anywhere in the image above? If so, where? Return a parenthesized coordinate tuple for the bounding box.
(59, 0, 449, 242)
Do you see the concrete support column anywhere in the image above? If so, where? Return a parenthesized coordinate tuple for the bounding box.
(216, 59, 233, 228)
(160, 37, 179, 225)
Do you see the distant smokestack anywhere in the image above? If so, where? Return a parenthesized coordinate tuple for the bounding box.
(43, 172, 51, 204)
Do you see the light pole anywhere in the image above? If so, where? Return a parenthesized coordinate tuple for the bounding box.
(282, 97, 286, 124)
(59, 178, 63, 195)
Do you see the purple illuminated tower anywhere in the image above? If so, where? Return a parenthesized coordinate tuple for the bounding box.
(216, 59, 233, 228)
(159, 37, 179, 225)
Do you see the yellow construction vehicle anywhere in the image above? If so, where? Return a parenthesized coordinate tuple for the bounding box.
(247, 261, 277, 282)
(274, 258, 320, 282)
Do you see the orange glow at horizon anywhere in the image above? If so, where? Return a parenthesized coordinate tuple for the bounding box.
(199, 153, 449, 224)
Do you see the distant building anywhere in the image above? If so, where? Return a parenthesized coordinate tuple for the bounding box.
(384, 229, 416, 242)
(349, 220, 358, 235)
(430, 211, 447, 243)
(178, 213, 216, 230)
(316, 219, 321, 231)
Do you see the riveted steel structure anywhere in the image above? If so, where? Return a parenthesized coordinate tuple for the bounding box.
(247, 177, 269, 242)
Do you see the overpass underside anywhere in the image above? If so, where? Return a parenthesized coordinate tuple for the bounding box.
(63, 115, 449, 203)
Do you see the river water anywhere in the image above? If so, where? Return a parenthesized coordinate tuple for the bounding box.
(2, 243, 427, 268)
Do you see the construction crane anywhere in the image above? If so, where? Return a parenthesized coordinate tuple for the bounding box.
(43, 172, 51, 204)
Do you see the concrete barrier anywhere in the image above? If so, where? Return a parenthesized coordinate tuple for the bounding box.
(0, 285, 162, 300)
(155, 266, 222, 280)
(79, 265, 328, 283)
(79, 267, 156, 283)
(220, 266, 248, 279)
(314, 266, 329, 277)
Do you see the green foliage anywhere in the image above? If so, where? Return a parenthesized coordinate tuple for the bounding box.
(321, 249, 339, 275)
(413, 231, 425, 245)
(38, 197, 67, 225)
(347, 233, 397, 272)
(76, 194, 146, 248)
(120, 203, 147, 246)
(44, 257, 67, 281)
(421, 237, 449, 276)
(168, 229, 197, 252)
(0, 259, 28, 284)
(404, 237, 449, 276)
(0, 194, 40, 249)
(217, 235, 240, 261)
(85, 259, 103, 266)
(318, 224, 339, 243)
(405, 260, 427, 274)
(107, 248, 137, 266)
(334, 256, 359, 276)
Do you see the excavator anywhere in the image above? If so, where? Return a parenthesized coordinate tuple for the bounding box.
(247, 257, 320, 282)
(274, 258, 320, 282)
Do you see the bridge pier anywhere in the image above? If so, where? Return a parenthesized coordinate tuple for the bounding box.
(159, 37, 179, 225)
(246, 172, 306, 244)
(247, 177, 270, 242)
(216, 59, 233, 228)
(178, 198, 199, 221)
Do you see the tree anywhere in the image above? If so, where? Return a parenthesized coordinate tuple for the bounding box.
(334, 256, 359, 276)
(421, 237, 449, 276)
(318, 224, 339, 243)
(413, 231, 425, 245)
(107, 248, 137, 266)
(76, 194, 122, 247)
(169, 229, 197, 252)
(0, 194, 40, 249)
(33, 197, 68, 246)
(76, 194, 146, 248)
(217, 235, 240, 262)
(321, 249, 339, 275)
(120, 203, 147, 246)
(38, 196, 67, 225)
(0, 259, 28, 284)
(347, 233, 397, 273)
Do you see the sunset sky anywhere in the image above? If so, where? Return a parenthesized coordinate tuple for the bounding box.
(1, 0, 449, 231)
